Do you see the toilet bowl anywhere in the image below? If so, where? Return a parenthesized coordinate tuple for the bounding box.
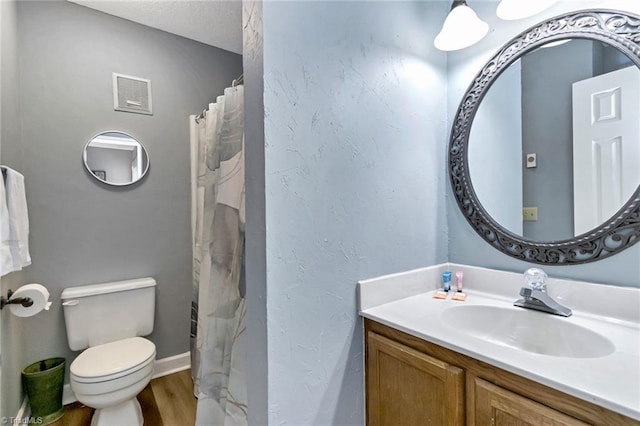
(70, 337, 156, 426)
(61, 278, 157, 426)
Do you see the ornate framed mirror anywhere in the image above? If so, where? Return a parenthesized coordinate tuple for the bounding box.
(449, 9, 640, 264)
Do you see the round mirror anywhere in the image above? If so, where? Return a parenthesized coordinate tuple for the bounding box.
(83, 131, 149, 186)
(449, 9, 640, 264)
(469, 38, 640, 242)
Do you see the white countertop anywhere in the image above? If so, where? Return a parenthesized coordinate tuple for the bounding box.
(358, 264, 640, 420)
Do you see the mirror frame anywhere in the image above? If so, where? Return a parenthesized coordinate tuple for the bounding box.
(449, 9, 640, 265)
(83, 130, 150, 186)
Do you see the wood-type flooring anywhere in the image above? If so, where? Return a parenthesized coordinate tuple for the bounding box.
(50, 369, 196, 426)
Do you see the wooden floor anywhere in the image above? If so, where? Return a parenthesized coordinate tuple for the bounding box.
(51, 369, 196, 426)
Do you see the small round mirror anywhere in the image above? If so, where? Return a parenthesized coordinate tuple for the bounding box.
(83, 131, 149, 186)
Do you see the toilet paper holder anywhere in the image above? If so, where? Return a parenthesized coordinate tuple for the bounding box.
(0, 289, 34, 309)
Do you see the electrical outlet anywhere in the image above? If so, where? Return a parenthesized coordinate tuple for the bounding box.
(523, 207, 538, 221)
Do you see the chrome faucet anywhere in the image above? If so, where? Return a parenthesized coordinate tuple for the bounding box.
(513, 268, 572, 317)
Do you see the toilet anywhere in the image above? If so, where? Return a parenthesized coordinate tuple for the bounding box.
(61, 277, 157, 426)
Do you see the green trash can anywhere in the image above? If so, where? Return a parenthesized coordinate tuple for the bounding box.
(21, 357, 65, 425)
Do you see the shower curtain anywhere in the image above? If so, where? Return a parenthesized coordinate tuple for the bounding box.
(190, 84, 247, 426)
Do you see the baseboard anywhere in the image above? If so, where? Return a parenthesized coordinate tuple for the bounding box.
(62, 351, 191, 405)
(63, 384, 75, 406)
(153, 351, 191, 379)
(15, 396, 30, 423)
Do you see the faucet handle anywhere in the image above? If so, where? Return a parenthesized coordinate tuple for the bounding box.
(523, 268, 547, 292)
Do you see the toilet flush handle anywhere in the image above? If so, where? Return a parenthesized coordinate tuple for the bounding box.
(62, 299, 79, 306)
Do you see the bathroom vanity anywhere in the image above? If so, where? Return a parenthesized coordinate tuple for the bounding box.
(365, 320, 635, 426)
(360, 7, 640, 426)
(358, 265, 640, 426)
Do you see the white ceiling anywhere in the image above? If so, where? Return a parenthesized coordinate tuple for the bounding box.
(65, 0, 636, 57)
(68, 0, 243, 54)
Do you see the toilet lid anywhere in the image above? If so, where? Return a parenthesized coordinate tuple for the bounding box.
(71, 337, 156, 380)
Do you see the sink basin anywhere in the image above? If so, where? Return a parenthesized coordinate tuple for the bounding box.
(441, 305, 616, 358)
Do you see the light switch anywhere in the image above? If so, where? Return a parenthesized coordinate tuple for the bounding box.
(526, 153, 537, 168)
(523, 207, 538, 221)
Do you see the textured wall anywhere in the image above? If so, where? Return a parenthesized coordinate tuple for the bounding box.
(16, 0, 242, 384)
(0, 0, 27, 418)
(261, 1, 448, 424)
(447, 1, 640, 287)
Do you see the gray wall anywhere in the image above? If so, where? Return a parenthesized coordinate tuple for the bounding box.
(0, 0, 27, 418)
(86, 146, 133, 184)
(601, 43, 634, 74)
(16, 0, 242, 385)
(242, 1, 268, 425)
(447, 1, 640, 287)
(521, 40, 593, 241)
(260, 1, 448, 424)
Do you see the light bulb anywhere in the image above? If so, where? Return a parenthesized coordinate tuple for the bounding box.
(434, 2, 489, 51)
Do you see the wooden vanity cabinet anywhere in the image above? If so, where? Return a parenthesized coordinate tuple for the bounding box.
(366, 331, 464, 426)
(365, 319, 639, 426)
(473, 378, 588, 426)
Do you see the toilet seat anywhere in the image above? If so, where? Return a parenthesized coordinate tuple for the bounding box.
(71, 337, 156, 384)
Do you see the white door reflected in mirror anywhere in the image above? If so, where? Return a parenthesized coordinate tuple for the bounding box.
(83, 131, 149, 186)
(572, 66, 640, 236)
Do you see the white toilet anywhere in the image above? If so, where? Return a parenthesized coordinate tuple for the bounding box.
(61, 277, 157, 426)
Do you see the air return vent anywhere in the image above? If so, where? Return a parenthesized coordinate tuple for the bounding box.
(113, 73, 152, 115)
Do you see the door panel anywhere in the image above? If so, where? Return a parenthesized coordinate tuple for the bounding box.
(474, 377, 589, 426)
(572, 66, 640, 235)
(366, 331, 464, 426)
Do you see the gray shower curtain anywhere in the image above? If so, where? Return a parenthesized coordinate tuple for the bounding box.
(190, 85, 246, 426)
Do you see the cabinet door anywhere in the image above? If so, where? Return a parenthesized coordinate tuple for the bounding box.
(474, 378, 589, 426)
(366, 331, 464, 426)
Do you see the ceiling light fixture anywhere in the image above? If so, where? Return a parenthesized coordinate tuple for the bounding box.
(496, 0, 558, 20)
(434, 0, 489, 52)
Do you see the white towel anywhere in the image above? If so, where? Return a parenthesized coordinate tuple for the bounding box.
(0, 172, 13, 276)
(0, 166, 31, 276)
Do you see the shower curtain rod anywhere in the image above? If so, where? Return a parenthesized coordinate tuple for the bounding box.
(195, 73, 243, 121)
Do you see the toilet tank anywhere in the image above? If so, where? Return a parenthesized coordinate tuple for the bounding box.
(61, 277, 156, 351)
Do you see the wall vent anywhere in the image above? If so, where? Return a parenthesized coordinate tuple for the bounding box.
(113, 73, 152, 115)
